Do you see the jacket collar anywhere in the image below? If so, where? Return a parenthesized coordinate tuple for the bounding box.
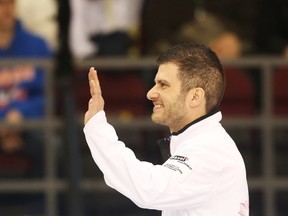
(158, 109, 220, 161)
(171, 108, 219, 136)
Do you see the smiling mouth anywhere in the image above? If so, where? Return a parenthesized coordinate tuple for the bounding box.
(153, 104, 164, 110)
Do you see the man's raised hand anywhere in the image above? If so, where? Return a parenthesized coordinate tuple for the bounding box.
(84, 67, 105, 125)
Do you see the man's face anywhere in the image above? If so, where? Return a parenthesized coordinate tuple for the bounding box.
(147, 62, 189, 132)
(0, 0, 16, 31)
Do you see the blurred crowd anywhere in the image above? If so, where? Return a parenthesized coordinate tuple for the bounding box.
(61, 0, 288, 60)
(0, 0, 287, 215)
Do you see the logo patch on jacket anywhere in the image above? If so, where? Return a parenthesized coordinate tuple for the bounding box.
(163, 155, 192, 176)
(170, 155, 189, 162)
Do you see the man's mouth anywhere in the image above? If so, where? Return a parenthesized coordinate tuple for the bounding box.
(153, 103, 164, 110)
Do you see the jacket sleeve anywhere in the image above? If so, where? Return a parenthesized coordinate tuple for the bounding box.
(83, 111, 218, 210)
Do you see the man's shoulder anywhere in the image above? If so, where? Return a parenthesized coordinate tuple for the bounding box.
(15, 21, 52, 56)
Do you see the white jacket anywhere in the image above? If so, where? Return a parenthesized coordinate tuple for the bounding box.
(84, 110, 249, 216)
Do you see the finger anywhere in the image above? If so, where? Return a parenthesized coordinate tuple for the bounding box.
(88, 67, 96, 89)
(88, 67, 96, 82)
(88, 67, 101, 97)
(89, 67, 100, 86)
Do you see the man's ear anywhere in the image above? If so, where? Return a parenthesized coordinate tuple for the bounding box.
(188, 87, 205, 107)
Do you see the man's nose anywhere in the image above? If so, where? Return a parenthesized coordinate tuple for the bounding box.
(146, 86, 158, 101)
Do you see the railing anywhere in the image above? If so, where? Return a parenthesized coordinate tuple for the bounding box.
(0, 57, 287, 216)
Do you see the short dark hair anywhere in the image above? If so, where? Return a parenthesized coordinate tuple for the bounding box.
(157, 43, 225, 113)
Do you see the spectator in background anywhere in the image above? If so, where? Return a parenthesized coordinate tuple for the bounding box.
(69, 0, 149, 120)
(0, 0, 52, 178)
(16, 0, 58, 51)
(141, 0, 256, 55)
(148, 9, 241, 58)
(69, 0, 144, 59)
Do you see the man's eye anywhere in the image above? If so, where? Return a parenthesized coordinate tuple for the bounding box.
(160, 82, 167, 88)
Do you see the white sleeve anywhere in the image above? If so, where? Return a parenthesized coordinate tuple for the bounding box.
(83, 111, 217, 210)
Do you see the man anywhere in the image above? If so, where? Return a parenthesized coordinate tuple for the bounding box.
(69, 0, 144, 58)
(0, 0, 51, 175)
(84, 43, 249, 216)
(0, 0, 52, 120)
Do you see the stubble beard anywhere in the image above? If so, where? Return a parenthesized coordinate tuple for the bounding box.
(151, 95, 187, 130)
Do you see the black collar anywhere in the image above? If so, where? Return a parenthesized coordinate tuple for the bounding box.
(157, 108, 219, 162)
(171, 108, 219, 136)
